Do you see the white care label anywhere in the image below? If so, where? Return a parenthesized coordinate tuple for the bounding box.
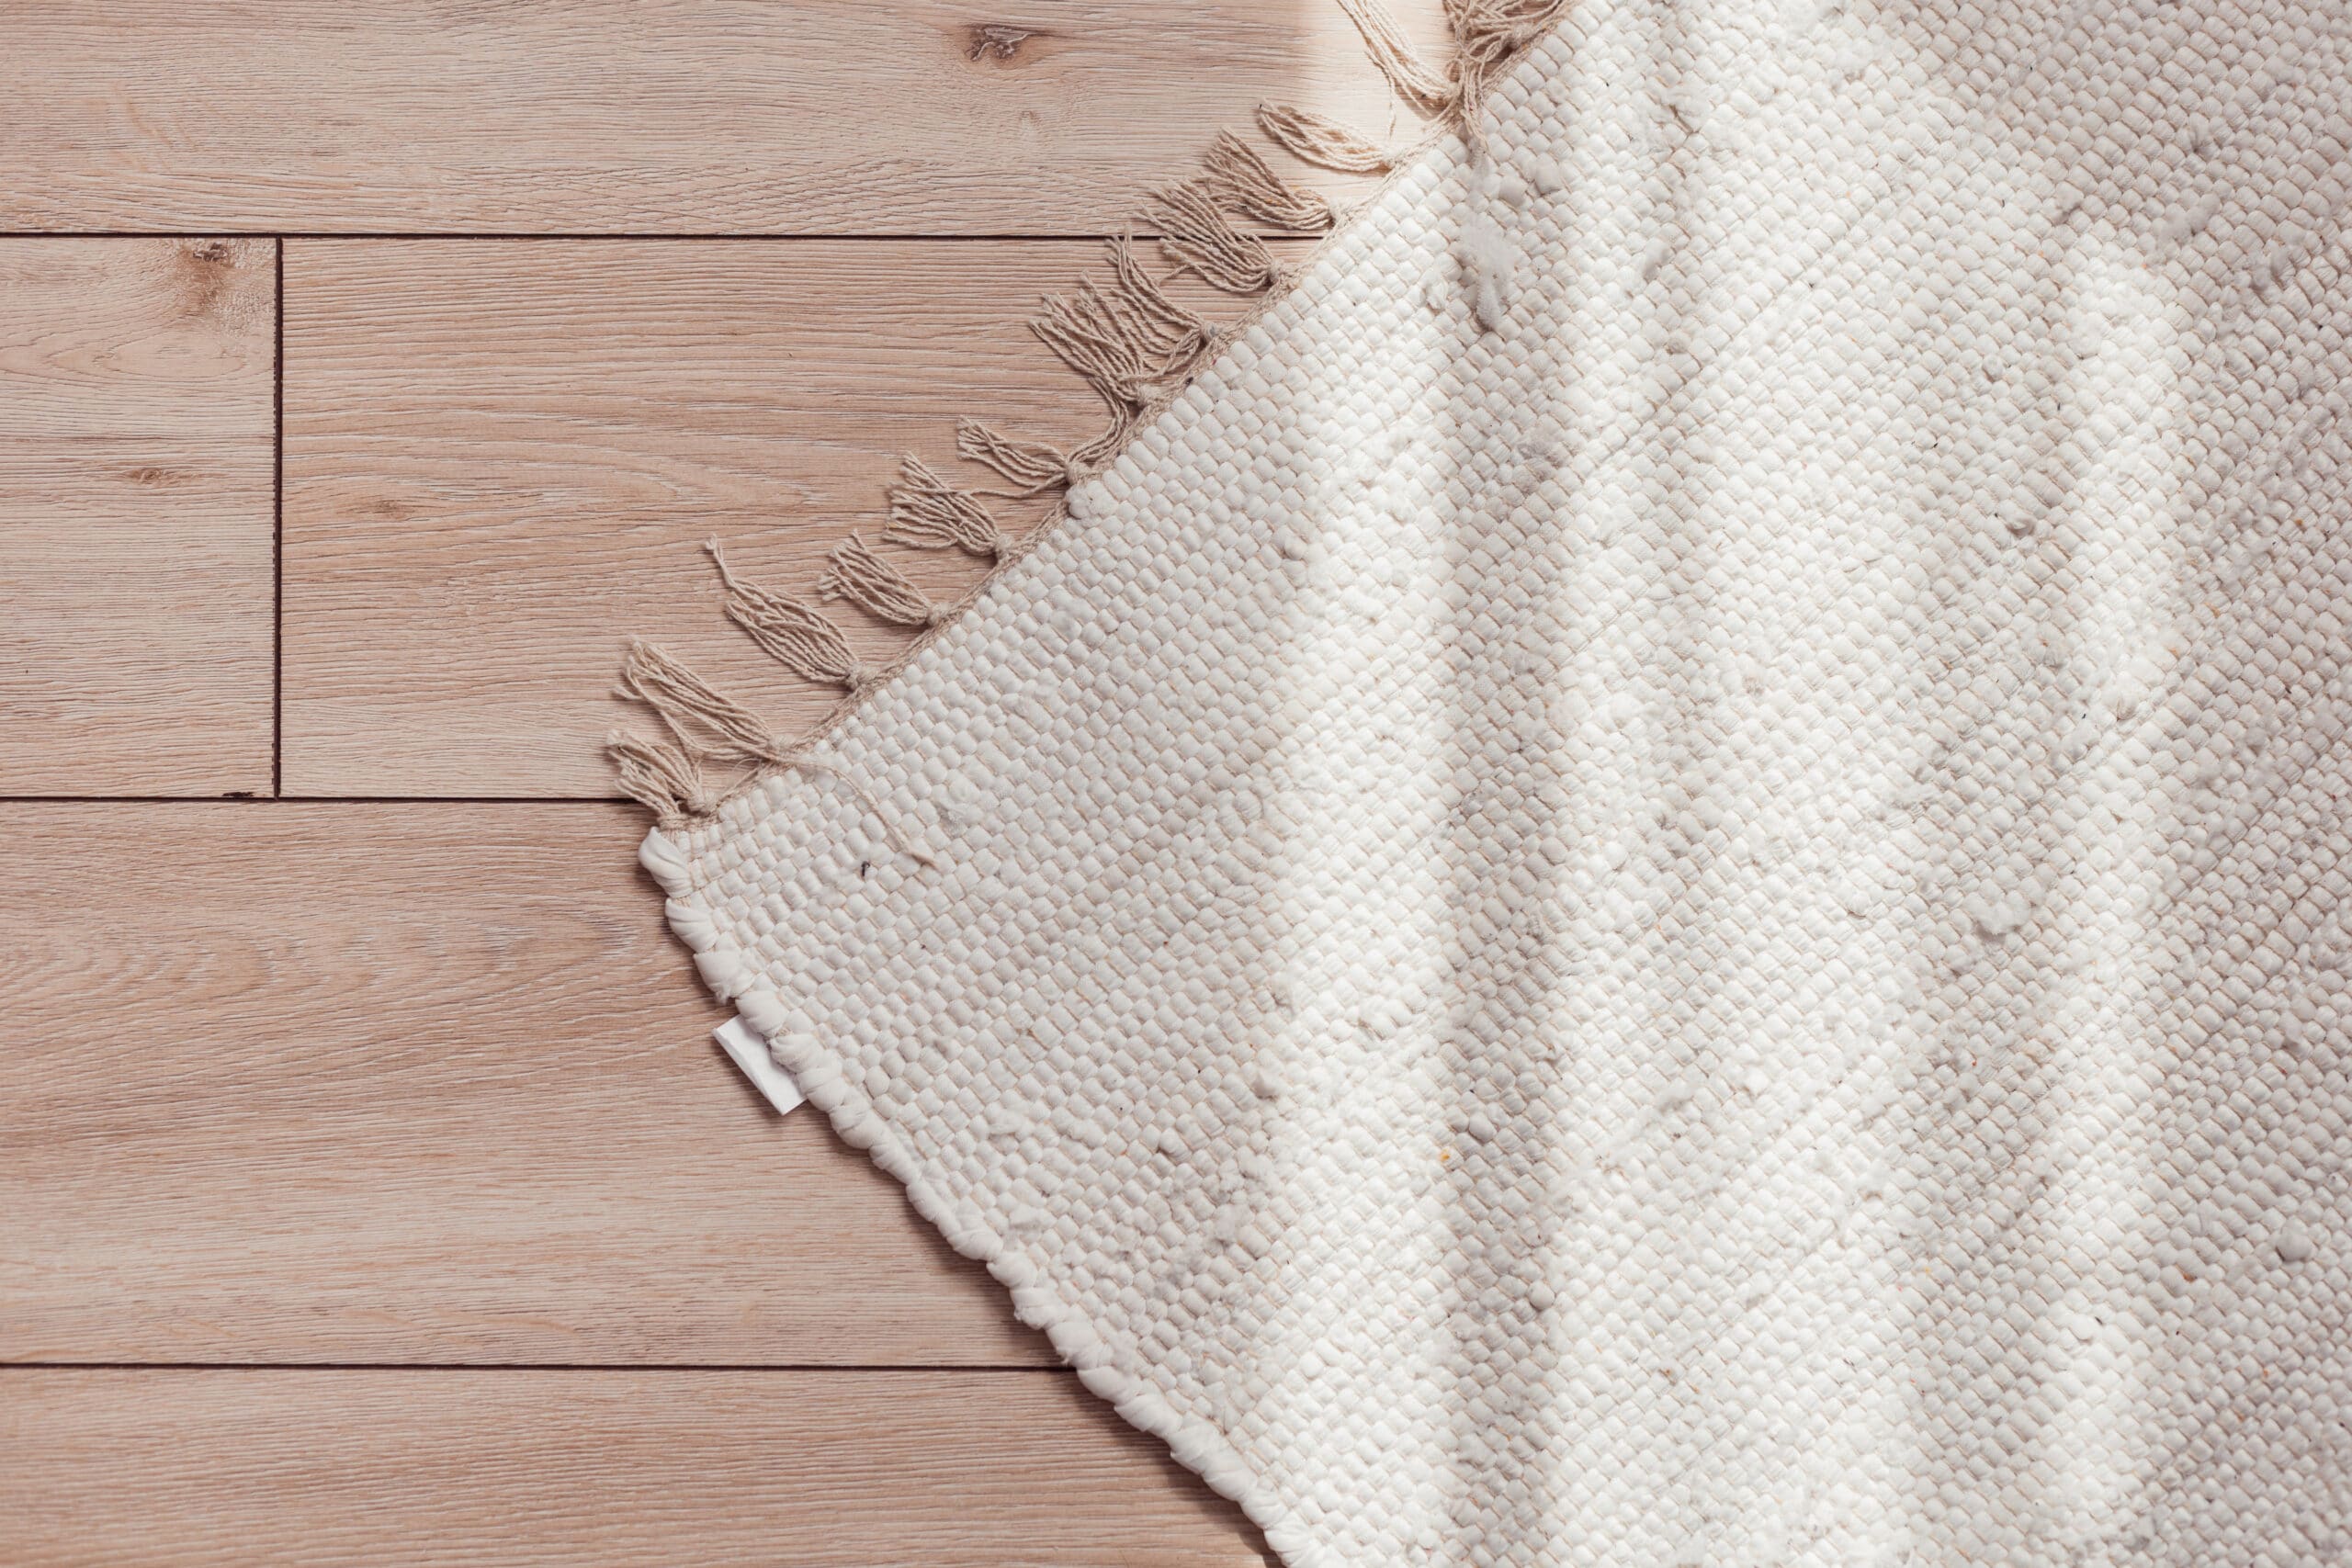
(713, 1016, 805, 1116)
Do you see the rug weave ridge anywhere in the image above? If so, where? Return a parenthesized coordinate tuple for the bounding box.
(641, 4, 2352, 1562)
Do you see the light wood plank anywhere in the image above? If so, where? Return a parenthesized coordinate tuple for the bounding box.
(0, 0, 1441, 235)
(281, 238, 1303, 796)
(0, 803, 1044, 1365)
(0, 239, 273, 795)
(0, 1369, 1270, 1566)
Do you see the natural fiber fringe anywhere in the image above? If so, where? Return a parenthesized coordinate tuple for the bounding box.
(1149, 181, 1284, 295)
(1330, 0, 1572, 140)
(619, 638, 782, 762)
(1447, 0, 1570, 127)
(612, 0, 1568, 825)
(1334, 0, 1456, 116)
(707, 539, 876, 692)
(823, 534, 951, 628)
(885, 455, 1008, 557)
(1204, 131, 1336, 232)
(610, 730, 714, 823)
(1033, 235, 1221, 468)
(1256, 105, 1400, 175)
(957, 419, 1073, 496)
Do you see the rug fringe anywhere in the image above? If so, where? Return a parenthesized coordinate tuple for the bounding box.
(618, 638, 784, 766)
(1447, 0, 1569, 128)
(1335, 0, 1457, 117)
(612, 0, 1571, 823)
(608, 730, 714, 824)
(956, 418, 1074, 496)
(822, 534, 952, 627)
(1255, 104, 1400, 175)
(1106, 234, 1222, 374)
(1033, 235, 1220, 418)
(1149, 180, 1285, 296)
(1204, 130, 1337, 232)
(1033, 282, 1166, 414)
(884, 455, 1009, 557)
(707, 538, 876, 692)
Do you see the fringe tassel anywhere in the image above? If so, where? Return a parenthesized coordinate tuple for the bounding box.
(884, 455, 1008, 557)
(1069, 382, 1143, 476)
(1148, 181, 1283, 295)
(956, 418, 1073, 496)
(1446, 0, 1567, 127)
(1255, 104, 1400, 175)
(1034, 290, 1151, 419)
(1203, 130, 1336, 231)
(707, 539, 876, 692)
(1033, 243, 1216, 407)
(1336, 0, 1458, 117)
(608, 730, 716, 822)
(821, 534, 952, 628)
(618, 638, 784, 766)
(1106, 234, 1220, 375)
(1033, 235, 1224, 466)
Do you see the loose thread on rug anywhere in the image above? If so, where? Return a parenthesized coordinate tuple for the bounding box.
(707, 538, 876, 692)
(1336, 0, 1458, 117)
(1204, 130, 1337, 231)
(884, 455, 1009, 557)
(792, 755, 939, 869)
(1255, 104, 1401, 175)
(1148, 181, 1283, 296)
(822, 534, 952, 628)
(618, 638, 785, 766)
(956, 419, 1074, 496)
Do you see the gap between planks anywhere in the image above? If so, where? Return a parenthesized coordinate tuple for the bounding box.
(274, 238, 285, 797)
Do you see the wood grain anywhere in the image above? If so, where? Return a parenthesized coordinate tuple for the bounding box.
(0, 0, 1442, 235)
(0, 802, 1044, 1366)
(0, 1369, 1271, 1566)
(281, 238, 1304, 796)
(0, 8, 1420, 1544)
(0, 238, 274, 795)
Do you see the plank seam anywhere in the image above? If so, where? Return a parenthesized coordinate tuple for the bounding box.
(273, 239, 285, 799)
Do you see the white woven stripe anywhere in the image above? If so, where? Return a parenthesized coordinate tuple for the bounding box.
(650, 6, 2352, 1562)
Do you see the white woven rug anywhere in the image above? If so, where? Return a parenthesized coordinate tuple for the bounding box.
(629, 3, 2352, 1562)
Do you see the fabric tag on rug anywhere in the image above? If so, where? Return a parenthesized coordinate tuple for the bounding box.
(711, 1016, 804, 1117)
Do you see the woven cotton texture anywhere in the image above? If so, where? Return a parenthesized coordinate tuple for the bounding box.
(644, 6, 2352, 1562)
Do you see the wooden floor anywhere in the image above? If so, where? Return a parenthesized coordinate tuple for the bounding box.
(0, 5, 1442, 1561)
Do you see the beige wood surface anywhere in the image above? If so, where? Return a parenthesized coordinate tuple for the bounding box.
(0, 1, 1439, 236)
(0, 4, 1408, 1552)
(281, 238, 1308, 796)
(0, 1369, 1272, 1565)
(0, 238, 274, 795)
(0, 802, 1043, 1366)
